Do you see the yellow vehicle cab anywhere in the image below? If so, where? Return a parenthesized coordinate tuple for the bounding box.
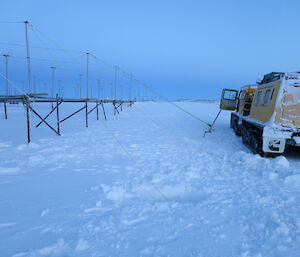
(221, 72, 300, 156)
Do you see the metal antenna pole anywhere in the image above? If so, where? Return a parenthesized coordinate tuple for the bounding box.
(129, 73, 133, 101)
(32, 75, 36, 93)
(58, 80, 61, 96)
(114, 66, 119, 100)
(44, 82, 47, 94)
(86, 53, 90, 99)
(21, 80, 25, 93)
(120, 84, 122, 100)
(24, 21, 32, 93)
(110, 82, 113, 99)
(138, 87, 141, 101)
(97, 79, 101, 99)
(50, 66, 56, 109)
(50, 67, 56, 98)
(3, 54, 9, 95)
(75, 83, 79, 97)
(79, 74, 82, 98)
(26, 102, 30, 143)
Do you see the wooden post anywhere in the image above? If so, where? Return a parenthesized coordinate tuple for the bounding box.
(26, 102, 30, 143)
(4, 103, 7, 119)
(96, 102, 99, 120)
(56, 94, 60, 135)
(101, 102, 107, 120)
(85, 102, 88, 127)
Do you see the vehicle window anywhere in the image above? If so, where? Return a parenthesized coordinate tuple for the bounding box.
(256, 91, 262, 105)
(223, 90, 237, 100)
(263, 89, 271, 104)
(270, 88, 275, 100)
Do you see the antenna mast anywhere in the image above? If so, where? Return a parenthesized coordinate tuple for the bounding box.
(129, 73, 133, 101)
(50, 66, 56, 98)
(3, 54, 10, 95)
(79, 74, 82, 98)
(97, 79, 101, 99)
(32, 75, 36, 93)
(114, 66, 119, 100)
(24, 21, 32, 93)
(86, 52, 90, 98)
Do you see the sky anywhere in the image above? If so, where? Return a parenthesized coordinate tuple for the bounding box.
(1, 0, 300, 100)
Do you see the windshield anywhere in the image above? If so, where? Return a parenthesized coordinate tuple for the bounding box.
(223, 90, 237, 100)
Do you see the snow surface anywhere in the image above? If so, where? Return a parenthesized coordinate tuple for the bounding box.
(1, 101, 300, 257)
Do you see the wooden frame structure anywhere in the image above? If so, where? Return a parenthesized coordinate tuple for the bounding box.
(0, 94, 134, 143)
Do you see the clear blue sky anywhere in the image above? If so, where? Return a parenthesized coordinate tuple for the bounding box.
(1, 0, 300, 99)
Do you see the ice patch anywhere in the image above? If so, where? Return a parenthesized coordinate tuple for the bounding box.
(75, 238, 89, 251)
(100, 184, 111, 194)
(161, 184, 186, 199)
(275, 156, 289, 169)
(0, 222, 16, 228)
(275, 223, 289, 235)
(269, 172, 278, 180)
(13, 239, 69, 257)
(122, 216, 147, 226)
(40, 209, 50, 217)
(84, 207, 112, 213)
(106, 186, 133, 203)
(0, 142, 12, 147)
(29, 155, 45, 166)
(0, 167, 21, 174)
(15, 143, 39, 151)
(41, 227, 54, 234)
(284, 174, 300, 187)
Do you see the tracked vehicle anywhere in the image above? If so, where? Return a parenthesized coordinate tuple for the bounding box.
(221, 72, 300, 156)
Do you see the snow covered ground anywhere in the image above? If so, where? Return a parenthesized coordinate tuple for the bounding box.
(1, 101, 300, 257)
